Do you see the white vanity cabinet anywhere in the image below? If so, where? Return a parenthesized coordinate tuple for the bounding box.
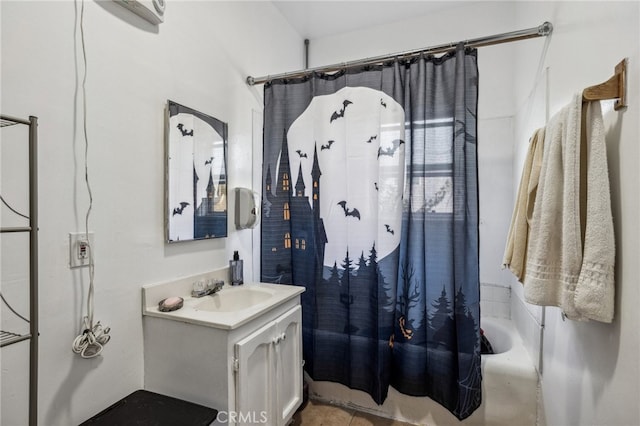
(235, 305, 302, 426)
(142, 280, 304, 426)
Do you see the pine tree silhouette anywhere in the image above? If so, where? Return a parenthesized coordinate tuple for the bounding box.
(357, 251, 368, 276)
(454, 286, 469, 315)
(369, 243, 378, 265)
(430, 286, 455, 348)
(372, 243, 395, 313)
(340, 250, 354, 306)
(363, 244, 380, 281)
(337, 249, 357, 333)
(328, 261, 340, 286)
(340, 250, 355, 283)
(454, 287, 479, 354)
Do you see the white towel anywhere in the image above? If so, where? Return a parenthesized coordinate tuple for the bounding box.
(503, 127, 545, 282)
(524, 94, 615, 322)
(573, 100, 615, 322)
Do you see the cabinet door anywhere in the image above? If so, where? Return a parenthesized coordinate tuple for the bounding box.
(274, 305, 303, 426)
(234, 320, 276, 426)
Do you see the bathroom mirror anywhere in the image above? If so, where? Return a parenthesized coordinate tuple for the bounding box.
(165, 100, 228, 242)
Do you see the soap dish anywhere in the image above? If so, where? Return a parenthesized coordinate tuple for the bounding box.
(158, 296, 184, 312)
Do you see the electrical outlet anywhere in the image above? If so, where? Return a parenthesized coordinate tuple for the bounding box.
(69, 232, 94, 268)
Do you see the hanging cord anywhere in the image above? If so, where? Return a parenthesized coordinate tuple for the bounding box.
(71, 0, 110, 359)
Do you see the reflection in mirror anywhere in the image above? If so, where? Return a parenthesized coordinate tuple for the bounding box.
(166, 100, 227, 242)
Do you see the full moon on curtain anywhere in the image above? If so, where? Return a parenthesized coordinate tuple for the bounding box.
(261, 45, 481, 420)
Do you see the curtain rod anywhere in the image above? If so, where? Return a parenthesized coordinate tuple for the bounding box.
(246, 21, 552, 86)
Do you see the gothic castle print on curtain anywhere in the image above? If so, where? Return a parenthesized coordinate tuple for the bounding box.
(261, 46, 481, 420)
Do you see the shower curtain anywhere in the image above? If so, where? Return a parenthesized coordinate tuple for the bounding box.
(260, 45, 481, 420)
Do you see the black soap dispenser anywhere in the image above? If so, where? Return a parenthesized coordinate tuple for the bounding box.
(230, 251, 244, 286)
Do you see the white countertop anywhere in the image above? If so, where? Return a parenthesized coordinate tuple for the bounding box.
(142, 276, 304, 330)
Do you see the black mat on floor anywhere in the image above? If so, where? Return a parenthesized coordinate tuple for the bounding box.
(79, 389, 218, 426)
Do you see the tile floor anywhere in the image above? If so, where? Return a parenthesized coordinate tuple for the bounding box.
(292, 399, 416, 426)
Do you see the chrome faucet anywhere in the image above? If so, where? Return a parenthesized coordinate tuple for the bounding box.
(191, 279, 224, 298)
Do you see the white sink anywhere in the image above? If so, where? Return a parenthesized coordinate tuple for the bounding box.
(194, 286, 274, 312)
(142, 275, 304, 330)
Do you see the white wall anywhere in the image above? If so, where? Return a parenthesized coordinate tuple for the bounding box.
(511, 2, 640, 426)
(0, 2, 301, 425)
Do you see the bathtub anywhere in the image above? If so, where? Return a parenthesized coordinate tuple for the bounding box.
(307, 317, 539, 425)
